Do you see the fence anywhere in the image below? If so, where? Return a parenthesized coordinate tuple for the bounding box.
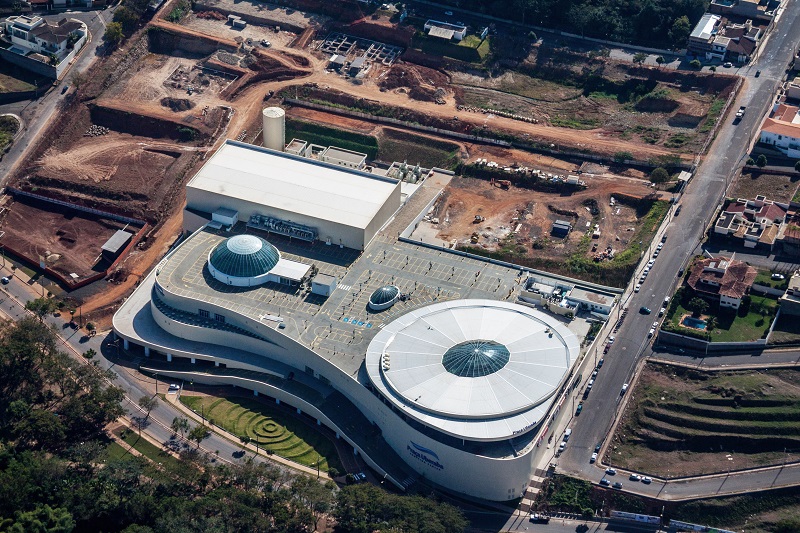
(7, 187, 147, 226)
(657, 329, 767, 352)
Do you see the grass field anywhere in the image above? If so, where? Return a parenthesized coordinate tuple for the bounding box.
(181, 395, 342, 472)
(110, 427, 186, 474)
(0, 65, 36, 93)
(285, 118, 378, 160)
(377, 128, 460, 168)
(731, 171, 800, 204)
(413, 34, 490, 63)
(610, 363, 800, 478)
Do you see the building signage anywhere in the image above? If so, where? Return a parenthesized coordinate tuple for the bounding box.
(407, 441, 444, 471)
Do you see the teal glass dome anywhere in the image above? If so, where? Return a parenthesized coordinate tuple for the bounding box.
(209, 234, 280, 279)
(442, 340, 510, 378)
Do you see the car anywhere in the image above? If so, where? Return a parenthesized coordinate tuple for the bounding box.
(661, 234, 668, 242)
(597, 358, 604, 368)
(653, 321, 659, 329)
(656, 243, 663, 250)
(634, 284, 641, 293)
(592, 370, 598, 379)
(612, 482, 624, 489)
(444, 10, 453, 15)
(675, 204, 682, 215)
(595, 443, 602, 453)
(647, 328, 655, 338)
(664, 296, 670, 305)
(576, 402, 583, 415)
(723, 61, 733, 68)
(755, 70, 761, 77)
(639, 276, 646, 284)
(640, 306, 651, 314)
(608, 336, 615, 344)
(621, 383, 629, 394)
(659, 307, 666, 316)
(260, 39, 271, 47)
(772, 273, 786, 280)
(530, 514, 550, 524)
(678, 267, 685, 277)
(0, 277, 8, 285)
(61, 84, 69, 94)
(642, 476, 653, 484)
(603, 344, 611, 354)
(355, 472, 367, 481)
(605, 467, 616, 475)
(630, 474, 642, 481)
(599, 478, 610, 486)
(586, 380, 594, 391)
(643, 268, 650, 275)
(590, 452, 597, 462)
(653, 250, 659, 257)
(558, 441, 567, 452)
(168, 383, 180, 391)
(647, 260, 655, 267)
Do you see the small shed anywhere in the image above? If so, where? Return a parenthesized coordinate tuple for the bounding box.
(312, 273, 337, 297)
(551, 219, 572, 238)
(212, 207, 239, 227)
(349, 56, 366, 76)
(328, 54, 346, 70)
(101, 230, 133, 260)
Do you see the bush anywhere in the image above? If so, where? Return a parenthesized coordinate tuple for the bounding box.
(689, 59, 702, 70)
(756, 154, 768, 168)
(614, 151, 633, 163)
(747, 157, 756, 166)
(795, 160, 800, 173)
(650, 167, 670, 183)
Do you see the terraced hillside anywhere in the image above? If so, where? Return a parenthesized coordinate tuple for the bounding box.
(610, 364, 800, 478)
(181, 395, 343, 472)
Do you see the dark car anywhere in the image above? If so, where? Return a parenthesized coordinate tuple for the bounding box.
(640, 306, 651, 314)
(597, 358, 604, 368)
(612, 482, 624, 489)
(575, 402, 583, 415)
(755, 70, 761, 77)
(599, 478, 610, 486)
(675, 204, 682, 215)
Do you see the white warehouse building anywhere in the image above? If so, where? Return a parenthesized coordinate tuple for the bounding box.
(184, 140, 401, 250)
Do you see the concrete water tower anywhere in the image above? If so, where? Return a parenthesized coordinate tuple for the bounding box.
(262, 107, 285, 151)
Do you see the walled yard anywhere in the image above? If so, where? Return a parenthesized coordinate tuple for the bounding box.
(730, 170, 800, 204)
(0, 195, 139, 282)
(412, 174, 666, 286)
(609, 363, 800, 478)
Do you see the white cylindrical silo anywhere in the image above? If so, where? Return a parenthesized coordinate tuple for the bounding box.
(262, 107, 285, 151)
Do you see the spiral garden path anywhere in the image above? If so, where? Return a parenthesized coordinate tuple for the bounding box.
(181, 395, 343, 472)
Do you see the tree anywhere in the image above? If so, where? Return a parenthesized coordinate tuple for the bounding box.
(669, 15, 692, 47)
(756, 154, 768, 168)
(137, 395, 158, 421)
(687, 297, 709, 317)
(656, 56, 665, 68)
(171, 416, 189, 438)
(5, 504, 75, 533)
(650, 167, 670, 183)
(747, 157, 756, 166)
(632, 52, 647, 65)
(614, 151, 633, 164)
(709, 65, 716, 73)
(82, 348, 96, 360)
(112, 5, 139, 33)
(103, 22, 124, 46)
(188, 425, 209, 449)
(24, 297, 57, 321)
(689, 59, 702, 70)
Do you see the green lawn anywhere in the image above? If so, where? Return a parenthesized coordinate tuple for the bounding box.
(113, 427, 186, 474)
(665, 290, 777, 342)
(413, 34, 490, 63)
(753, 269, 790, 290)
(181, 395, 342, 472)
(285, 118, 378, 160)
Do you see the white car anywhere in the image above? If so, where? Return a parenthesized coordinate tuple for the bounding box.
(657, 243, 664, 250)
(659, 307, 666, 317)
(772, 273, 786, 280)
(634, 284, 641, 293)
(642, 476, 653, 484)
(653, 321, 659, 329)
(621, 383, 629, 395)
(647, 328, 655, 338)
(605, 467, 616, 475)
(630, 474, 642, 481)
(590, 452, 598, 463)
(608, 336, 615, 344)
(647, 260, 655, 267)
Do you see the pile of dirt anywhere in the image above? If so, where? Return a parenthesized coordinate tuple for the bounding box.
(380, 64, 450, 103)
(160, 97, 196, 112)
(195, 10, 225, 20)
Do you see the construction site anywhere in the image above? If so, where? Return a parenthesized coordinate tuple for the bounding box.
(0, 0, 707, 317)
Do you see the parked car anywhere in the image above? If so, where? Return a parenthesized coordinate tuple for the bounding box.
(678, 267, 685, 277)
(612, 482, 624, 489)
(576, 402, 583, 415)
(755, 70, 761, 77)
(642, 476, 653, 484)
(595, 443, 602, 453)
(597, 358, 604, 368)
(653, 321, 659, 329)
(530, 514, 550, 524)
(603, 344, 611, 354)
(605, 467, 616, 475)
(168, 383, 180, 392)
(608, 336, 615, 344)
(647, 328, 655, 338)
(599, 478, 610, 486)
(634, 284, 641, 293)
(659, 307, 666, 317)
(640, 306, 651, 314)
(723, 61, 733, 68)
(630, 474, 642, 481)
(590, 452, 597, 463)
(675, 204, 682, 215)
(772, 273, 786, 280)
(620, 383, 629, 395)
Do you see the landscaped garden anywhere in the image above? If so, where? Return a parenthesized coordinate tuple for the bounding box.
(180, 395, 342, 473)
(663, 286, 777, 343)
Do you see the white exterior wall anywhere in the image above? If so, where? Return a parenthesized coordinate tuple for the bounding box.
(760, 129, 800, 158)
(138, 275, 535, 501)
(720, 294, 741, 308)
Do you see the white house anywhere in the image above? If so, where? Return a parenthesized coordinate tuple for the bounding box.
(2, 15, 85, 58)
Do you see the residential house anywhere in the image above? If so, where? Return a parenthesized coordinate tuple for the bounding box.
(779, 270, 800, 315)
(2, 15, 83, 58)
(760, 103, 800, 157)
(714, 195, 787, 250)
(686, 14, 760, 63)
(424, 20, 467, 42)
(687, 256, 757, 309)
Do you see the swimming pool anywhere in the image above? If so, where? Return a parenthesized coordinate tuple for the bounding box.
(681, 316, 707, 330)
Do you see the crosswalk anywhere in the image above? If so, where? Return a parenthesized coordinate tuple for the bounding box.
(338, 284, 352, 292)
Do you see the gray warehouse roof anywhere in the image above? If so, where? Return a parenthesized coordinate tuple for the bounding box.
(102, 230, 133, 254)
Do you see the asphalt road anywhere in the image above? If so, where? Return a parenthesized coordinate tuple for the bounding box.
(0, 7, 114, 182)
(555, 0, 800, 501)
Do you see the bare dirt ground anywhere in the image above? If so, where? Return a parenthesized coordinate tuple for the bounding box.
(420, 175, 660, 264)
(0, 197, 133, 280)
(730, 170, 800, 203)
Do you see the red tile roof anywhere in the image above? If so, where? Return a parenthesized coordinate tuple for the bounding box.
(762, 118, 800, 139)
(687, 258, 757, 300)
